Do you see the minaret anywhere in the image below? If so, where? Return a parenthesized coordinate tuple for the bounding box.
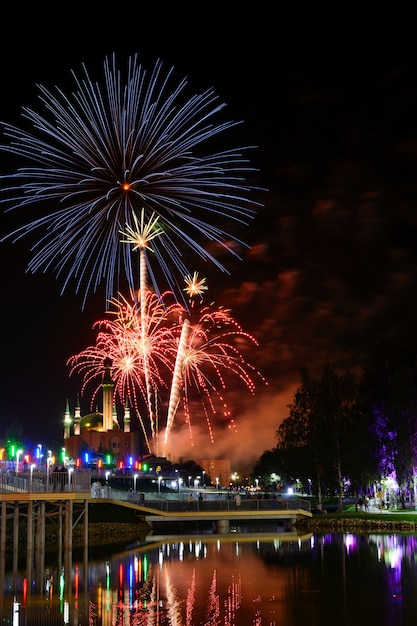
(112, 403, 118, 428)
(102, 357, 114, 432)
(64, 398, 72, 439)
(123, 398, 131, 433)
(74, 394, 81, 435)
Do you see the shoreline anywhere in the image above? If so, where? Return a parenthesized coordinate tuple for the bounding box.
(296, 515, 417, 533)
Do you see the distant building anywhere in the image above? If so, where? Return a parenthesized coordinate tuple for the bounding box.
(200, 459, 231, 488)
(63, 358, 142, 464)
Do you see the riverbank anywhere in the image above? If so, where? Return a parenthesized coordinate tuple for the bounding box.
(296, 506, 417, 533)
(2, 502, 151, 556)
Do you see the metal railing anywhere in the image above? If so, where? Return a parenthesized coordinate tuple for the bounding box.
(0, 470, 91, 494)
(124, 493, 312, 513)
(0, 471, 311, 514)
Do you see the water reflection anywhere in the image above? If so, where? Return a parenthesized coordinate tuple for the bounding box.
(2, 531, 417, 625)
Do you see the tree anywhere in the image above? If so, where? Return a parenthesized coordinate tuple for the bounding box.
(277, 367, 327, 507)
(251, 449, 284, 490)
(277, 364, 358, 510)
(361, 344, 417, 505)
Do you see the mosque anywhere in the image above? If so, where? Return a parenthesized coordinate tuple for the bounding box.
(62, 357, 232, 485)
(63, 357, 142, 466)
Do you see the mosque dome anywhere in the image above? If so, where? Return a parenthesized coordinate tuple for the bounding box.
(79, 412, 120, 431)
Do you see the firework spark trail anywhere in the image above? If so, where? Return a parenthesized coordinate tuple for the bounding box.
(67, 291, 182, 453)
(164, 318, 191, 456)
(120, 209, 164, 441)
(174, 305, 266, 443)
(68, 285, 266, 455)
(1, 54, 263, 308)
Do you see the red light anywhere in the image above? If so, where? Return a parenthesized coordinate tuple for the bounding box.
(76, 458, 81, 468)
(23, 577, 27, 605)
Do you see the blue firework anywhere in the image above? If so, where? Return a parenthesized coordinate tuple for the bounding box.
(0, 54, 263, 308)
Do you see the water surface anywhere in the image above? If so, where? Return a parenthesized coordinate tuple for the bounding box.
(2, 530, 417, 625)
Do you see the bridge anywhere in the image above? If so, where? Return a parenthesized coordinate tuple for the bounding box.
(0, 470, 312, 559)
(112, 494, 312, 533)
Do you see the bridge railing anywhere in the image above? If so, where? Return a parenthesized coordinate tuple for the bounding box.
(126, 495, 311, 513)
(0, 470, 91, 494)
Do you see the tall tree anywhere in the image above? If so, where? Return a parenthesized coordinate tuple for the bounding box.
(277, 364, 358, 509)
(361, 344, 417, 504)
(277, 367, 327, 507)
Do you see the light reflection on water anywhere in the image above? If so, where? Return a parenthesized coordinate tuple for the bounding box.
(2, 531, 417, 625)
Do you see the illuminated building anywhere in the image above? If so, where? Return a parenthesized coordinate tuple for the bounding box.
(63, 358, 141, 464)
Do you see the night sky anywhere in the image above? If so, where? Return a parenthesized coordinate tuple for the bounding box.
(1, 11, 417, 474)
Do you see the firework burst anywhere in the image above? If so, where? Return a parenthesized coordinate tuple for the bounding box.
(68, 279, 266, 456)
(162, 302, 267, 455)
(1, 54, 263, 307)
(67, 290, 182, 453)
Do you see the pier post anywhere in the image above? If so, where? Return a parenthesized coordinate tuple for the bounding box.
(0, 501, 6, 555)
(216, 519, 230, 533)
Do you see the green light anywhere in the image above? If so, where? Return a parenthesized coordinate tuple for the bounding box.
(143, 554, 149, 580)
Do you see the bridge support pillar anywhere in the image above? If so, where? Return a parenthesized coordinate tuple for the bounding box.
(284, 518, 296, 531)
(216, 519, 230, 533)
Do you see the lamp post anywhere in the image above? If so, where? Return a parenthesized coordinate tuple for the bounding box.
(134, 473, 138, 493)
(46, 451, 52, 491)
(202, 470, 205, 487)
(158, 475, 162, 495)
(68, 468, 74, 490)
(188, 475, 192, 488)
(216, 477, 219, 490)
(16, 449, 23, 474)
(178, 478, 182, 493)
(30, 463, 35, 490)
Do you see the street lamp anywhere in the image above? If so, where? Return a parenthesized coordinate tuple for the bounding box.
(16, 449, 23, 474)
(158, 475, 162, 494)
(178, 478, 182, 493)
(46, 451, 52, 490)
(68, 468, 74, 490)
(188, 475, 192, 488)
(30, 463, 35, 490)
(134, 473, 138, 493)
(216, 477, 219, 490)
(202, 470, 205, 486)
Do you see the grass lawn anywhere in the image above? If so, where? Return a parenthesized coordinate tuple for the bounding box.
(320, 504, 417, 523)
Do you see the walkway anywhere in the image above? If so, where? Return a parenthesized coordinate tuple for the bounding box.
(106, 494, 312, 532)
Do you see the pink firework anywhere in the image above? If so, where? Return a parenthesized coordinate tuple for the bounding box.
(67, 291, 182, 452)
(68, 278, 266, 456)
(163, 303, 266, 455)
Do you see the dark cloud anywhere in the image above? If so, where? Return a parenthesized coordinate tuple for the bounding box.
(1, 15, 417, 473)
